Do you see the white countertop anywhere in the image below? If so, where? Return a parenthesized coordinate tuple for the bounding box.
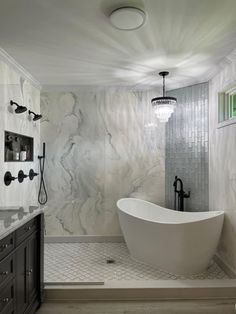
(0, 206, 44, 241)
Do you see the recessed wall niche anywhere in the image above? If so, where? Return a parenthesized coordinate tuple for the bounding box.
(5, 131, 34, 162)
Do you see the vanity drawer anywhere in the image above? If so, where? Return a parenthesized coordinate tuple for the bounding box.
(0, 254, 14, 289)
(15, 217, 37, 245)
(0, 280, 14, 313)
(0, 235, 14, 262)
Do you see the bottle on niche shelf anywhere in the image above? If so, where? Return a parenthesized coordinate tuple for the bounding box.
(5, 148, 13, 161)
(24, 145, 30, 160)
(20, 150, 27, 161)
(12, 136, 20, 161)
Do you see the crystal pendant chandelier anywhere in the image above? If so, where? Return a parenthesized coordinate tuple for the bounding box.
(151, 71, 177, 123)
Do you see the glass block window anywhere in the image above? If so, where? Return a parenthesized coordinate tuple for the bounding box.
(218, 87, 236, 123)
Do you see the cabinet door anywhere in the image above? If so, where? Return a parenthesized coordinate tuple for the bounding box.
(27, 232, 39, 304)
(15, 241, 28, 314)
(0, 280, 15, 314)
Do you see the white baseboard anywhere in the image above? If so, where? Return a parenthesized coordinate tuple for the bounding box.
(214, 254, 236, 279)
(45, 235, 125, 243)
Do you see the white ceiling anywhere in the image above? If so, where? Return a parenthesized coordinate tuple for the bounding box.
(0, 0, 236, 90)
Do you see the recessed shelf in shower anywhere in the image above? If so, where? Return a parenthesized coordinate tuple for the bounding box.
(5, 131, 34, 162)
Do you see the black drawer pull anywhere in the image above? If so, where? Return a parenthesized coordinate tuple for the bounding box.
(2, 297, 9, 303)
(1, 244, 8, 249)
(1, 271, 9, 276)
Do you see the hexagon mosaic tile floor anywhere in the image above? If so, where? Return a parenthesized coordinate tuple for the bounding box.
(44, 243, 229, 283)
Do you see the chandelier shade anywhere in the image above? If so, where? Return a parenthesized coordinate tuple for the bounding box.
(151, 71, 177, 123)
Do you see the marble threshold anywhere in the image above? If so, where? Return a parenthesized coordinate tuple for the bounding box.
(45, 279, 236, 301)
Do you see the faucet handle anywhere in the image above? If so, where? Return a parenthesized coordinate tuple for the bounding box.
(4, 171, 16, 186)
(18, 170, 28, 183)
(29, 169, 38, 180)
(184, 190, 191, 198)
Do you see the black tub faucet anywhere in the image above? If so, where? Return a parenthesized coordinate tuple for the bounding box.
(173, 176, 190, 211)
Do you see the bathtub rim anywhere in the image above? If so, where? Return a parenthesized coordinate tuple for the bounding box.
(117, 198, 224, 225)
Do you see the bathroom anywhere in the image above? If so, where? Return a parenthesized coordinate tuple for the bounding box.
(0, 0, 236, 313)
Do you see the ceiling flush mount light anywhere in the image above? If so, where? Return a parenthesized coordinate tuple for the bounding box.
(109, 7, 146, 31)
(151, 71, 177, 123)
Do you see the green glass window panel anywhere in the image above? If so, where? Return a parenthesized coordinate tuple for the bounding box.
(225, 93, 229, 120)
(233, 94, 236, 117)
(218, 90, 236, 122)
(218, 92, 225, 122)
(229, 93, 236, 118)
(229, 94, 233, 117)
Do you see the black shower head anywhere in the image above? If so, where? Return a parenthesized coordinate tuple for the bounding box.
(28, 110, 42, 121)
(15, 106, 27, 113)
(33, 114, 42, 121)
(10, 100, 27, 114)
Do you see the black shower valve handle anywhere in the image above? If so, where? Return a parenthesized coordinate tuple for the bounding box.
(29, 169, 39, 180)
(4, 171, 17, 186)
(18, 170, 28, 183)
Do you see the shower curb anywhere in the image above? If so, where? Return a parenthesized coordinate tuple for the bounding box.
(44, 280, 236, 301)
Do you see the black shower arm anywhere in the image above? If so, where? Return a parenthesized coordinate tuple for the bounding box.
(10, 100, 19, 107)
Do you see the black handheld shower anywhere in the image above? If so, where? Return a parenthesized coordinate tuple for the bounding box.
(29, 110, 42, 121)
(10, 100, 27, 113)
(38, 142, 48, 205)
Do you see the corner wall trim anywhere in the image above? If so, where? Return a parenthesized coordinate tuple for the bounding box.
(0, 47, 41, 89)
(214, 254, 236, 279)
(45, 235, 125, 243)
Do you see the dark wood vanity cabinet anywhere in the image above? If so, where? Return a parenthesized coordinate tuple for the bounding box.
(0, 214, 44, 314)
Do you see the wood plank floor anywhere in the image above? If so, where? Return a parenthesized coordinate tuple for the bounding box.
(37, 300, 236, 314)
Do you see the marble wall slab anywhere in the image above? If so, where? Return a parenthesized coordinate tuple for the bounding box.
(0, 59, 40, 207)
(40, 89, 165, 235)
(166, 83, 209, 212)
(209, 57, 236, 272)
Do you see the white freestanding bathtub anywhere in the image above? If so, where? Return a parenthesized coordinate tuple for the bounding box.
(117, 198, 224, 275)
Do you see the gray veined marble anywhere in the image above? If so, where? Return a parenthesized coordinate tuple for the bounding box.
(0, 59, 40, 208)
(40, 89, 165, 236)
